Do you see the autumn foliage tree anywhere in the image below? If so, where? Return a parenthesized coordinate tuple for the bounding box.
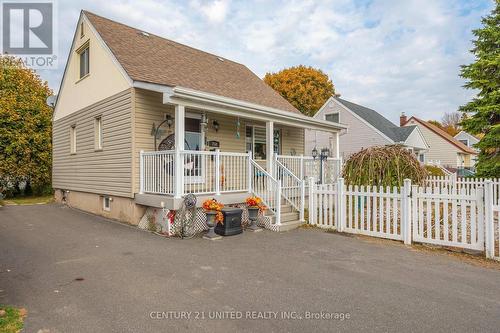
(459, 1, 500, 177)
(0, 56, 53, 196)
(264, 65, 335, 116)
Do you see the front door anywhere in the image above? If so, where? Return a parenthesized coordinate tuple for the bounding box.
(184, 116, 204, 183)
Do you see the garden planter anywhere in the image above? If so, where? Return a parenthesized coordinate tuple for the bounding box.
(203, 211, 222, 240)
(247, 207, 262, 232)
(215, 208, 243, 236)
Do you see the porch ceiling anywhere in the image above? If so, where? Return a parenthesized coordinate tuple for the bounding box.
(133, 81, 347, 133)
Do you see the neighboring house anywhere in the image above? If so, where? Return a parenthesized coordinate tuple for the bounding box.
(454, 131, 480, 166)
(52, 11, 346, 230)
(402, 116, 477, 169)
(305, 97, 428, 161)
(454, 131, 480, 151)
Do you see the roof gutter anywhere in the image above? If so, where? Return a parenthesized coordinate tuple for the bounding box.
(161, 85, 348, 132)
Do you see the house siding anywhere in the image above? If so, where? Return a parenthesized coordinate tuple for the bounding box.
(306, 99, 391, 158)
(53, 89, 133, 197)
(54, 15, 131, 121)
(405, 119, 466, 167)
(454, 131, 480, 151)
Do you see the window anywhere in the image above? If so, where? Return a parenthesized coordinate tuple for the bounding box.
(79, 46, 89, 79)
(419, 154, 425, 162)
(80, 22, 84, 38)
(325, 113, 339, 123)
(94, 116, 103, 150)
(458, 139, 469, 147)
(103, 197, 111, 211)
(245, 125, 281, 159)
(70, 125, 77, 154)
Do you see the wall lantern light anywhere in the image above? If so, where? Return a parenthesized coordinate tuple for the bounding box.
(212, 120, 220, 132)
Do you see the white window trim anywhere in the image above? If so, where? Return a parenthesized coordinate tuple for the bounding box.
(103, 196, 111, 211)
(184, 114, 205, 185)
(70, 125, 77, 154)
(458, 138, 469, 147)
(245, 125, 281, 159)
(324, 112, 340, 123)
(77, 42, 90, 81)
(95, 116, 103, 151)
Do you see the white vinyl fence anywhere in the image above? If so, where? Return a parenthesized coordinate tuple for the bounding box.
(309, 178, 498, 259)
(276, 155, 342, 184)
(412, 186, 484, 251)
(426, 176, 500, 205)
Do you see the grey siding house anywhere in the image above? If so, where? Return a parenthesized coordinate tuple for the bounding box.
(305, 97, 428, 161)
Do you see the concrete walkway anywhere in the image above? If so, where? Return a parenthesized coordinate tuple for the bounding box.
(1, 204, 500, 332)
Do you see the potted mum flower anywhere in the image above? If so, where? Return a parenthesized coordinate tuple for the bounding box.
(202, 198, 224, 240)
(246, 196, 265, 231)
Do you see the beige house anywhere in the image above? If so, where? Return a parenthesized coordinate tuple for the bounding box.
(401, 116, 477, 170)
(52, 11, 346, 231)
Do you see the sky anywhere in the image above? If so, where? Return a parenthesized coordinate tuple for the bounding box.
(36, 0, 494, 124)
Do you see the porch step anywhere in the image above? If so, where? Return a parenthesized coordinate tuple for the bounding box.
(280, 211, 300, 223)
(263, 205, 303, 232)
(264, 204, 294, 216)
(275, 220, 304, 232)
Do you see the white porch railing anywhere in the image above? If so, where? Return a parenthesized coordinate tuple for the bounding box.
(250, 159, 281, 225)
(276, 155, 342, 184)
(140, 150, 251, 196)
(274, 157, 305, 221)
(140, 150, 175, 195)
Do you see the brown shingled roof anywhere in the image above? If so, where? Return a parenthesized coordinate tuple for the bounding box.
(83, 11, 300, 114)
(404, 117, 477, 154)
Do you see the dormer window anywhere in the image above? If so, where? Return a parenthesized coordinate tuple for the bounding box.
(78, 45, 89, 79)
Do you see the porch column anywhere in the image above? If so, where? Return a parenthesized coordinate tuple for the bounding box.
(266, 121, 274, 175)
(174, 104, 185, 198)
(335, 131, 340, 159)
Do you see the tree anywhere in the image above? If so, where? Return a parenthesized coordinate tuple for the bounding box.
(459, 1, 500, 177)
(264, 65, 335, 116)
(0, 56, 53, 196)
(428, 120, 445, 130)
(441, 112, 462, 136)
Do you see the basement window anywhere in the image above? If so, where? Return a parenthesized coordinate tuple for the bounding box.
(103, 197, 111, 211)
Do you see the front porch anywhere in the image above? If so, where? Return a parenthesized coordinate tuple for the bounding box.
(132, 84, 346, 228)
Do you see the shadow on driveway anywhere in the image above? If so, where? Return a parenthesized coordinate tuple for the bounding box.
(1, 204, 500, 332)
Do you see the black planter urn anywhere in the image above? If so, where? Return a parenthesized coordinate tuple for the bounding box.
(203, 211, 222, 240)
(247, 207, 262, 232)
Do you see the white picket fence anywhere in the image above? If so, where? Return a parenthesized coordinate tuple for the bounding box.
(309, 178, 499, 259)
(426, 176, 500, 205)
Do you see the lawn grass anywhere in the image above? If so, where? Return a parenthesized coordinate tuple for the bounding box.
(4, 195, 54, 205)
(0, 306, 25, 333)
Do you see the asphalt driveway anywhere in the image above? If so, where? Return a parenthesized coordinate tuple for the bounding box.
(1, 204, 500, 333)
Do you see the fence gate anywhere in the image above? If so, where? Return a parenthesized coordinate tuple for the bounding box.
(412, 186, 484, 251)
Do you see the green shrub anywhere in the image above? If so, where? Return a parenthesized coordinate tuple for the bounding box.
(424, 165, 445, 177)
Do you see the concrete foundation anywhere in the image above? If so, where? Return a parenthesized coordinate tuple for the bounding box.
(54, 189, 146, 225)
